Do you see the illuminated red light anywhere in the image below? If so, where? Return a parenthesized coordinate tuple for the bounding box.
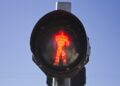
(53, 30, 71, 66)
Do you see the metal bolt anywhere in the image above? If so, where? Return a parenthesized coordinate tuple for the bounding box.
(39, 64, 43, 67)
(66, 67, 70, 71)
(78, 65, 81, 69)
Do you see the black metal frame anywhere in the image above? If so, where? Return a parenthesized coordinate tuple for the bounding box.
(47, 67, 86, 86)
(30, 10, 89, 78)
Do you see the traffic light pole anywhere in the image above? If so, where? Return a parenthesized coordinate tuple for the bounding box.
(55, 2, 71, 12)
(52, 78, 71, 86)
(51, 2, 71, 86)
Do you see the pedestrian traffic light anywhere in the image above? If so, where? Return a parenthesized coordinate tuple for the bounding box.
(30, 10, 90, 78)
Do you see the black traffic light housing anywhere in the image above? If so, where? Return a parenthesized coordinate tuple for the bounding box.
(30, 10, 90, 78)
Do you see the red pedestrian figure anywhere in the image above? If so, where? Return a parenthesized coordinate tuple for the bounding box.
(53, 30, 70, 65)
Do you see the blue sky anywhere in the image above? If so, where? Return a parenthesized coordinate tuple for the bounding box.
(0, 0, 120, 86)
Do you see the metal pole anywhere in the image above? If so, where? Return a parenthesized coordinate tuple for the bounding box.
(55, 2, 71, 12)
(51, 2, 72, 86)
(52, 77, 71, 86)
